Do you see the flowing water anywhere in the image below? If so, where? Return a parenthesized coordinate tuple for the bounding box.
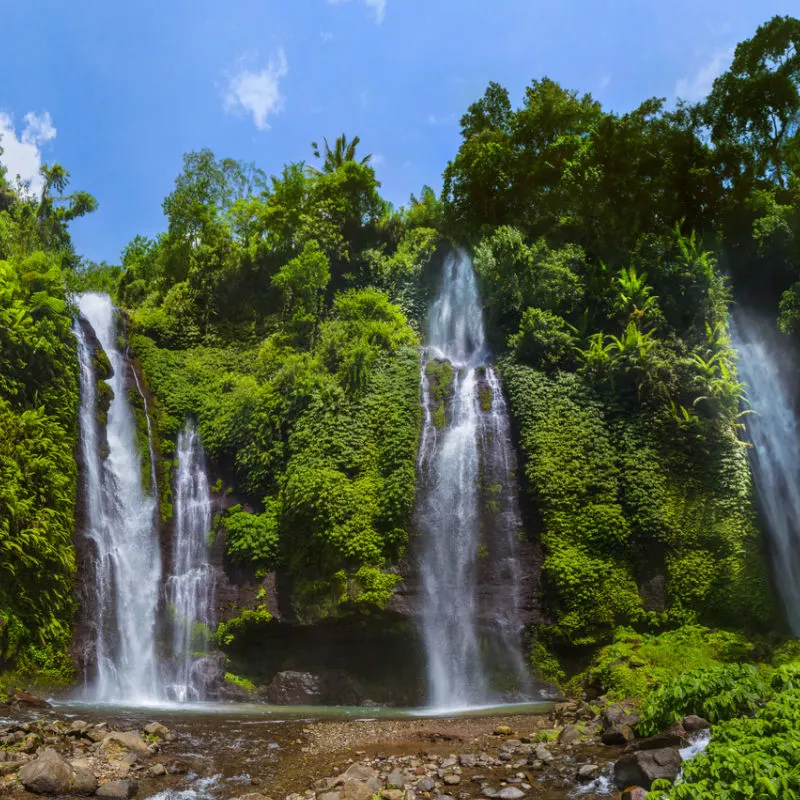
(416, 249, 530, 709)
(75, 293, 163, 703)
(165, 421, 216, 701)
(731, 312, 800, 633)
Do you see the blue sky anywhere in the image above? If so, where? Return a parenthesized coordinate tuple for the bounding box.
(2, 0, 797, 264)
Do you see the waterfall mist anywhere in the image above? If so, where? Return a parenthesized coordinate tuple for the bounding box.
(416, 250, 531, 709)
(732, 311, 800, 633)
(75, 293, 162, 703)
(165, 421, 216, 701)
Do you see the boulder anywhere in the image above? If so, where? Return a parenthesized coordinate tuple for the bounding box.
(387, 768, 411, 788)
(443, 774, 460, 786)
(318, 793, 342, 800)
(337, 764, 380, 788)
(682, 715, 711, 732)
(321, 671, 367, 706)
(614, 747, 681, 789)
(340, 782, 375, 800)
(533, 746, 553, 764)
(558, 725, 580, 746)
(458, 754, 476, 767)
(149, 763, 167, 777)
(602, 724, 635, 745)
(101, 731, 150, 756)
(234, 794, 272, 800)
(601, 703, 640, 730)
(417, 778, 435, 792)
(264, 671, 323, 705)
(381, 791, 405, 800)
(0, 761, 25, 777)
(632, 723, 688, 752)
(9, 691, 51, 709)
(577, 764, 599, 782)
(143, 722, 169, 739)
(19, 749, 95, 796)
(97, 779, 139, 798)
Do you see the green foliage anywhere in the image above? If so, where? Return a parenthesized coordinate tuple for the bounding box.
(578, 625, 754, 701)
(0, 249, 80, 670)
(502, 364, 771, 646)
(216, 608, 274, 646)
(223, 671, 254, 692)
(225, 504, 281, 567)
(640, 663, 769, 735)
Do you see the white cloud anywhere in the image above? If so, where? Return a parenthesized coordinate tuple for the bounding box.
(224, 50, 288, 130)
(675, 49, 733, 102)
(328, 0, 386, 24)
(428, 113, 456, 127)
(320, 31, 334, 43)
(0, 111, 56, 196)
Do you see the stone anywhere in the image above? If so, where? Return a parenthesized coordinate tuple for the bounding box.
(533, 746, 552, 764)
(500, 739, 521, 752)
(143, 722, 169, 738)
(602, 724, 635, 745)
(318, 793, 341, 800)
(71, 765, 99, 796)
(0, 761, 25, 776)
(18, 749, 96, 796)
(264, 671, 323, 705)
(340, 782, 375, 800)
(576, 764, 599, 782)
(558, 725, 579, 746)
(236, 795, 272, 800)
(20, 732, 40, 753)
(337, 763, 380, 789)
(69, 720, 92, 736)
(458, 754, 476, 768)
(443, 775, 461, 786)
(87, 727, 108, 743)
(108, 758, 132, 778)
(149, 763, 167, 777)
(387, 768, 411, 788)
(167, 761, 190, 775)
(633, 724, 687, 751)
(101, 731, 150, 756)
(621, 789, 648, 800)
(97, 779, 139, 798)
(493, 726, 513, 736)
(682, 715, 711, 733)
(381, 790, 405, 800)
(614, 748, 682, 790)
(417, 778, 435, 792)
(496, 788, 525, 800)
(9, 691, 51, 709)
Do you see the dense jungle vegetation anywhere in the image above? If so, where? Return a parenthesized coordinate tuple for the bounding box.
(3, 14, 800, 779)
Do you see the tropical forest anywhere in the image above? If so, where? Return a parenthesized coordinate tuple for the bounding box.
(1, 10, 800, 800)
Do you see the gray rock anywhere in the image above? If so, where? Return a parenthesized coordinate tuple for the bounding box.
(576, 764, 599, 782)
(387, 768, 411, 788)
(614, 747, 681, 790)
(0, 761, 25, 777)
(417, 778, 435, 792)
(496, 788, 525, 800)
(533, 746, 553, 764)
(602, 724, 635, 745)
(340, 782, 375, 800)
(682, 715, 711, 733)
(337, 763, 380, 790)
(458, 754, 476, 768)
(143, 722, 169, 738)
(18, 751, 96, 796)
(149, 764, 167, 777)
(558, 725, 579, 746)
(500, 739, 521, 752)
(318, 793, 341, 800)
(264, 671, 323, 705)
(101, 731, 150, 756)
(443, 775, 461, 786)
(97, 780, 138, 799)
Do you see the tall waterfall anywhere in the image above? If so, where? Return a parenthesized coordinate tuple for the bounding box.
(732, 312, 800, 633)
(416, 249, 530, 709)
(165, 421, 215, 701)
(75, 293, 163, 703)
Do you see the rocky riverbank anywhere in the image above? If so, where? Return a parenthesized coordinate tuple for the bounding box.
(0, 693, 710, 800)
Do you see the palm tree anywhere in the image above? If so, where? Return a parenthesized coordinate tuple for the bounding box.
(309, 134, 372, 175)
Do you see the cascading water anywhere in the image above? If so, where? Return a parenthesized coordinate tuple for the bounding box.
(75, 293, 163, 703)
(731, 312, 800, 633)
(165, 421, 216, 701)
(416, 249, 530, 709)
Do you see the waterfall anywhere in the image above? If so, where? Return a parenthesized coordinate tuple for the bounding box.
(165, 420, 216, 701)
(75, 292, 162, 703)
(731, 312, 800, 633)
(416, 249, 530, 709)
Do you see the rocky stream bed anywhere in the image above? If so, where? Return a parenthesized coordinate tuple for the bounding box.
(0, 693, 711, 800)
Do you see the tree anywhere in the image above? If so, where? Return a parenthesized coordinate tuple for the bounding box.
(310, 134, 372, 175)
(706, 15, 800, 188)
